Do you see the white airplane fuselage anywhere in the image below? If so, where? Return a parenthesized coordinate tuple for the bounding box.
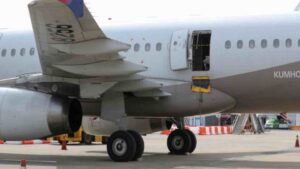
(1, 12, 300, 116)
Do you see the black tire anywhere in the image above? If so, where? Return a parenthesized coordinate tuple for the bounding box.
(128, 130, 144, 161)
(167, 129, 192, 155)
(107, 131, 137, 162)
(185, 129, 197, 153)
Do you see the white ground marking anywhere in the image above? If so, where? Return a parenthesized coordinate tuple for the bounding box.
(0, 164, 57, 169)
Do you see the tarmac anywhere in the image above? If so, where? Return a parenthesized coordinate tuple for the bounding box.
(0, 130, 300, 169)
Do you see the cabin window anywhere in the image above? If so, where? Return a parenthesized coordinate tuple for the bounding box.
(237, 40, 243, 49)
(20, 48, 26, 56)
(273, 39, 280, 48)
(11, 49, 16, 57)
(225, 40, 231, 49)
(156, 43, 162, 51)
(249, 40, 255, 49)
(145, 43, 151, 51)
(261, 39, 267, 48)
(191, 31, 211, 71)
(134, 44, 140, 52)
(1, 49, 6, 57)
(298, 39, 300, 47)
(30, 48, 35, 56)
(286, 39, 292, 48)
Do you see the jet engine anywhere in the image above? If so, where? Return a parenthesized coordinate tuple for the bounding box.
(82, 116, 169, 136)
(0, 88, 82, 141)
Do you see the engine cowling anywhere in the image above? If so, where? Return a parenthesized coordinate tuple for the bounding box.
(0, 88, 82, 141)
(82, 116, 168, 136)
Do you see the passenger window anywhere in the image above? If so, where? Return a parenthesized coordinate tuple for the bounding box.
(225, 40, 231, 49)
(145, 43, 151, 51)
(249, 40, 255, 49)
(30, 48, 35, 56)
(20, 48, 26, 56)
(134, 44, 140, 52)
(286, 39, 292, 48)
(261, 39, 267, 48)
(298, 39, 300, 47)
(237, 40, 243, 49)
(156, 43, 162, 51)
(273, 39, 280, 48)
(11, 49, 16, 57)
(1, 49, 6, 57)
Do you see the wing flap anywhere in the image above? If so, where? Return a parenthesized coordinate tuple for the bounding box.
(53, 60, 147, 77)
(51, 39, 130, 56)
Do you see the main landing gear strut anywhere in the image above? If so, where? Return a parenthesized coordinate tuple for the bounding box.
(102, 93, 145, 162)
(167, 118, 197, 155)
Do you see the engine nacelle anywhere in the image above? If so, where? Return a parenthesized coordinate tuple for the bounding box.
(82, 116, 168, 136)
(0, 88, 82, 141)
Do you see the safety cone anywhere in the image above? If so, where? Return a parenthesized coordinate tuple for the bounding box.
(20, 160, 27, 169)
(61, 140, 67, 150)
(295, 135, 299, 148)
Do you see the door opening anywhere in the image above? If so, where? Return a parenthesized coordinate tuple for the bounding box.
(191, 31, 211, 71)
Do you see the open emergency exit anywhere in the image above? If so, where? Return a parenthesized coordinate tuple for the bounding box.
(170, 30, 211, 71)
(190, 31, 211, 71)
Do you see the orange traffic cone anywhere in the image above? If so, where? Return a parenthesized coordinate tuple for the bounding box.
(20, 160, 27, 169)
(61, 140, 67, 150)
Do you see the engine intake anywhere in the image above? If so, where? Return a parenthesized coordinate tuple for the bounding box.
(0, 88, 82, 141)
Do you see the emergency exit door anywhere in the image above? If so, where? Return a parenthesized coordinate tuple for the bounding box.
(170, 29, 189, 70)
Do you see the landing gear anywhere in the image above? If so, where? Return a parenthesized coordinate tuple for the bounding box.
(107, 130, 144, 162)
(167, 129, 192, 154)
(186, 129, 197, 153)
(167, 121, 197, 154)
(128, 130, 144, 161)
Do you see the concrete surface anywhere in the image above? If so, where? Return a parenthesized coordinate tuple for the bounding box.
(0, 130, 300, 169)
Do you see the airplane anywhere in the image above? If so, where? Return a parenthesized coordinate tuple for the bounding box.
(0, 0, 300, 162)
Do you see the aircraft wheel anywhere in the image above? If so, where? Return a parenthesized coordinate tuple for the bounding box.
(107, 131, 137, 162)
(167, 129, 192, 154)
(128, 130, 144, 161)
(185, 129, 197, 153)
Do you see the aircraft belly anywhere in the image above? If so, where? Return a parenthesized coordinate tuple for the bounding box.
(212, 61, 300, 112)
(124, 83, 236, 117)
(81, 83, 236, 117)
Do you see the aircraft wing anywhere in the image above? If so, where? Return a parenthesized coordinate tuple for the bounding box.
(0, 0, 170, 99)
(28, 0, 147, 77)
